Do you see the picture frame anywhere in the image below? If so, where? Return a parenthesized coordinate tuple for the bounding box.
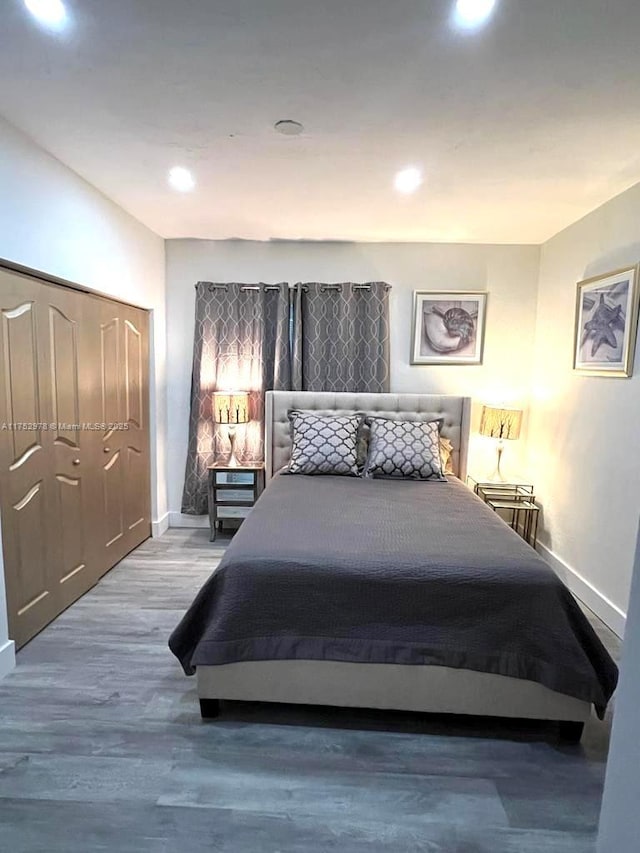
(573, 265, 640, 377)
(410, 291, 488, 365)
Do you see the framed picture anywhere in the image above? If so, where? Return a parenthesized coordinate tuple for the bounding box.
(573, 265, 640, 377)
(411, 291, 488, 365)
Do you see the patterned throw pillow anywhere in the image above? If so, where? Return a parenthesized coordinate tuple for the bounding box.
(363, 417, 446, 480)
(355, 413, 451, 472)
(287, 411, 362, 476)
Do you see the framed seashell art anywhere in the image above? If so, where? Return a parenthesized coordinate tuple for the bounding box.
(411, 291, 488, 365)
(573, 265, 640, 377)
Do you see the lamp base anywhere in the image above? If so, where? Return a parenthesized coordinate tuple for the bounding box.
(227, 425, 240, 467)
(486, 440, 506, 482)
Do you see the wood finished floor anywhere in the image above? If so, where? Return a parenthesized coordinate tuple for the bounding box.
(0, 528, 621, 853)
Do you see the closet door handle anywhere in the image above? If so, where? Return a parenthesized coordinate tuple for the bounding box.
(72, 458, 81, 466)
(104, 447, 111, 453)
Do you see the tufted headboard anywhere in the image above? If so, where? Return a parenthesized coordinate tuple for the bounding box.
(265, 391, 471, 482)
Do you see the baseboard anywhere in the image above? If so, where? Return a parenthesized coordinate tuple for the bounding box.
(537, 541, 626, 639)
(151, 513, 170, 537)
(0, 639, 16, 680)
(168, 511, 208, 529)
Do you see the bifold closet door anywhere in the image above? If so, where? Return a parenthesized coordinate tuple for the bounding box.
(92, 298, 151, 576)
(0, 270, 100, 647)
(0, 268, 151, 648)
(43, 285, 103, 608)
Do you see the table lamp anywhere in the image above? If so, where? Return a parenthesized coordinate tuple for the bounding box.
(479, 405, 523, 482)
(212, 391, 249, 467)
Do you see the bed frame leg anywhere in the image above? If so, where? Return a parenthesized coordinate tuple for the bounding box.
(558, 721, 584, 744)
(199, 698, 220, 719)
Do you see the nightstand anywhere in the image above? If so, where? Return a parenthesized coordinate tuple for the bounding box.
(486, 499, 540, 547)
(207, 464, 264, 542)
(467, 473, 539, 547)
(467, 473, 534, 504)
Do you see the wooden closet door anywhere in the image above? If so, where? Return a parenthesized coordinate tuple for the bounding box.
(93, 297, 126, 569)
(0, 271, 57, 647)
(92, 298, 150, 575)
(120, 304, 151, 553)
(44, 285, 102, 603)
(0, 272, 101, 646)
(0, 267, 152, 648)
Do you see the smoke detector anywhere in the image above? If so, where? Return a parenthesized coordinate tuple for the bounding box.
(274, 120, 304, 136)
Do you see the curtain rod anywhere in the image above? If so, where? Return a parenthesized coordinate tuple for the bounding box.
(196, 282, 284, 293)
(196, 282, 392, 293)
(293, 283, 392, 293)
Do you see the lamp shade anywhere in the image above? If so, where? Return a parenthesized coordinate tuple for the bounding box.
(212, 391, 249, 425)
(479, 405, 522, 441)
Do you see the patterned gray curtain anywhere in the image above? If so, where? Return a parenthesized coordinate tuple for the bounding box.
(181, 282, 290, 514)
(291, 282, 391, 392)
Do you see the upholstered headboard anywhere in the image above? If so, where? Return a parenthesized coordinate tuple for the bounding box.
(265, 391, 471, 482)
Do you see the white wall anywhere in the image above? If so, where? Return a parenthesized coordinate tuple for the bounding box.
(0, 117, 168, 673)
(166, 239, 540, 524)
(527, 182, 640, 636)
(597, 520, 640, 853)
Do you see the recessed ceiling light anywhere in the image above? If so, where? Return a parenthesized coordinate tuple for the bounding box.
(274, 120, 304, 136)
(453, 0, 497, 30)
(24, 0, 68, 30)
(394, 167, 423, 195)
(168, 166, 195, 193)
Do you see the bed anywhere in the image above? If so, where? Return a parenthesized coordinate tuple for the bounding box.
(169, 392, 618, 741)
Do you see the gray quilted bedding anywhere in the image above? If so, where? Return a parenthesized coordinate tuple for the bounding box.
(169, 474, 617, 716)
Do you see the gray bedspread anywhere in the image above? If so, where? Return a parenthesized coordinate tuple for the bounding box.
(169, 474, 617, 717)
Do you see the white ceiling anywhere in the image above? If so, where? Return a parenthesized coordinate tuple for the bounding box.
(2, 0, 640, 243)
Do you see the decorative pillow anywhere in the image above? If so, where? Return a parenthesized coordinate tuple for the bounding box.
(289, 409, 368, 473)
(287, 411, 362, 476)
(363, 417, 446, 480)
(355, 412, 448, 471)
(439, 436, 455, 475)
